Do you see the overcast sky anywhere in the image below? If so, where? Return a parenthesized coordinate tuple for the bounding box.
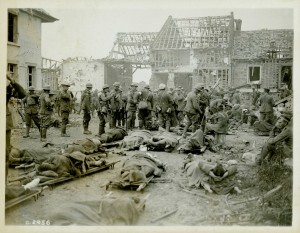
(41, 8, 293, 82)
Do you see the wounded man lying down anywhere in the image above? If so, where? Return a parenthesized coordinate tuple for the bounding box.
(184, 156, 241, 195)
(106, 153, 166, 191)
(49, 195, 149, 225)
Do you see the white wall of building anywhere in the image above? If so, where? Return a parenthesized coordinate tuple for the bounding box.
(7, 9, 43, 90)
(60, 59, 105, 100)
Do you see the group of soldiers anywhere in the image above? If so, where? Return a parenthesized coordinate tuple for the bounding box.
(6, 70, 293, 183)
(21, 83, 73, 141)
(15, 77, 293, 145)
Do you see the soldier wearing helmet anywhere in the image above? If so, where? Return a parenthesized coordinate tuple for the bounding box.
(155, 83, 173, 131)
(110, 82, 123, 128)
(39, 85, 53, 141)
(58, 82, 72, 137)
(80, 83, 93, 134)
(174, 87, 186, 125)
(126, 82, 140, 130)
(97, 84, 114, 136)
(138, 84, 154, 130)
(182, 83, 205, 137)
(22, 86, 40, 138)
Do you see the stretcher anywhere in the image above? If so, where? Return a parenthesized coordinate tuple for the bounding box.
(5, 186, 48, 210)
(37, 160, 120, 188)
(107, 175, 154, 192)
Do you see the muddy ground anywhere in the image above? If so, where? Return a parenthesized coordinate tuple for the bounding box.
(5, 113, 272, 226)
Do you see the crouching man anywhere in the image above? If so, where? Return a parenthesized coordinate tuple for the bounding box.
(257, 112, 292, 165)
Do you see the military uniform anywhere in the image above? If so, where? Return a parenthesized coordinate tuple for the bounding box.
(156, 84, 173, 131)
(6, 77, 26, 182)
(183, 89, 202, 135)
(120, 92, 127, 128)
(257, 89, 275, 124)
(138, 86, 153, 130)
(98, 85, 113, 135)
(110, 82, 122, 128)
(58, 83, 72, 137)
(39, 86, 54, 141)
(23, 87, 40, 138)
(174, 90, 186, 124)
(231, 91, 241, 105)
(81, 83, 93, 134)
(126, 83, 140, 130)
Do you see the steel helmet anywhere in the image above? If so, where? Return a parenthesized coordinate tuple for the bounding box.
(43, 85, 50, 91)
(131, 82, 138, 87)
(113, 82, 120, 87)
(159, 83, 166, 90)
(102, 84, 109, 90)
(86, 83, 93, 88)
(28, 86, 35, 91)
(61, 82, 70, 87)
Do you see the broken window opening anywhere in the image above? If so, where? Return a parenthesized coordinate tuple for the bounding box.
(248, 66, 261, 83)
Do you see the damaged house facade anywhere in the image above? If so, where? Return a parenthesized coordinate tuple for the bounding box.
(149, 13, 293, 91)
(107, 12, 293, 92)
(7, 8, 58, 90)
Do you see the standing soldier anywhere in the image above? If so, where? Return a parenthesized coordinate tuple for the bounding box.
(251, 87, 260, 106)
(126, 82, 140, 131)
(182, 83, 203, 137)
(138, 85, 153, 129)
(6, 72, 26, 183)
(110, 82, 122, 128)
(231, 90, 241, 105)
(174, 88, 186, 125)
(257, 88, 275, 124)
(98, 84, 113, 136)
(58, 82, 72, 137)
(81, 83, 93, 134)
(155, 83, 173, 131)
(39, 85, 54, 142)
(22, 86, 40, 138)
(119, 89, 127, 128)
(198, 83, 210, 131)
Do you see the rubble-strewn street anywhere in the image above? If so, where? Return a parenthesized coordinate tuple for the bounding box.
(5, 6, 294, 228)
(5, 113, 290, 226)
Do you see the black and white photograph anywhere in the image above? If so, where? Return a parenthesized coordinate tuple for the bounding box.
(1, 0, 299, 232)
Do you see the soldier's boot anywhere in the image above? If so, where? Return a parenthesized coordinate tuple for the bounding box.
(83, 122, 92, 135)
(165, 121, 171, 132)
(61, 125, 70, 137)
(37, 124, 41, 133)
(23, 126, 30, 138)
(40, 128, 47, 142)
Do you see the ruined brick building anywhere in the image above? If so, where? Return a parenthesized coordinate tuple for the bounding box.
(107, 12, 293, 92)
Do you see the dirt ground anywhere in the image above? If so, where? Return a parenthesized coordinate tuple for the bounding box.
(5, 113, 271, 226)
